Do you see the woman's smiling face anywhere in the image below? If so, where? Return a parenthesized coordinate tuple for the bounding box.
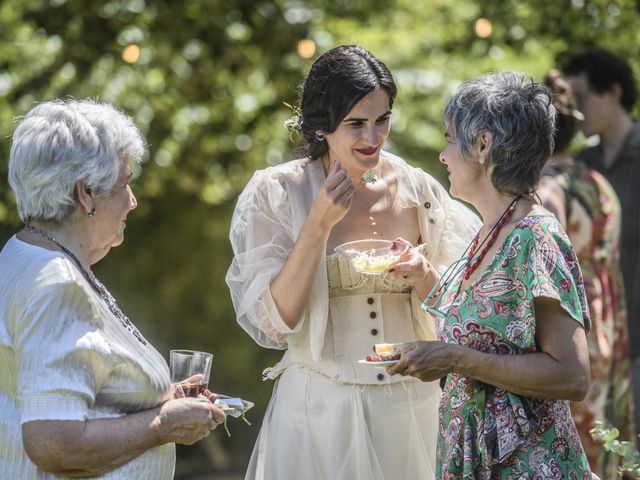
(439, 127, 484, 202)
(324, 87, 392, 174)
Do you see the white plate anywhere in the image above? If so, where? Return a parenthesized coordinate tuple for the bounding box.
(358, 359, 399, 367)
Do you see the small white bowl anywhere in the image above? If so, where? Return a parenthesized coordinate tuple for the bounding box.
(334, 239, 406, 275)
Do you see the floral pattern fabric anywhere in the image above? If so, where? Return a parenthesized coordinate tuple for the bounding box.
(435, 215, 592, 479)
(544, 160, 632, 479)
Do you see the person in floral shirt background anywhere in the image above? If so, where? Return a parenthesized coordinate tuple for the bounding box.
(538, 69, 632, 479)
(389, 72, 594, 479)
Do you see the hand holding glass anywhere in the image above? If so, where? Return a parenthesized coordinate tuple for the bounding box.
(170, 350, 213, 398)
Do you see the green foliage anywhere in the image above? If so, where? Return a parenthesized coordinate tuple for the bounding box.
(591, 421, 640, 477)
(2, 0, 640, 475)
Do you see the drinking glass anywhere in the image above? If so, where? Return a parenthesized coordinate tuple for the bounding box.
(169, 349, 213, 397)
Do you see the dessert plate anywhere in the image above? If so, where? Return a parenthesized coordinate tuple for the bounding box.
(357, 358, 399, 367)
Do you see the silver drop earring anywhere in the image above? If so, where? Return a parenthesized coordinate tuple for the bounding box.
(315, 131, 325, 142)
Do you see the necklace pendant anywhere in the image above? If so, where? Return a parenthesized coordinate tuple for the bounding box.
(361, 170, 378, 184)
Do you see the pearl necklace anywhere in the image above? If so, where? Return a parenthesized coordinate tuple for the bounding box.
(24, 225, 147, 346)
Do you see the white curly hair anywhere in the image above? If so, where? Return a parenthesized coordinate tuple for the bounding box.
(9, 99, 146, 223)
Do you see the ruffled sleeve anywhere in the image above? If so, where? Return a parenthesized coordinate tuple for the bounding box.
(526, 218, 591, 332)
(226, 168, 303, 350)
(15, 280, 115, 423)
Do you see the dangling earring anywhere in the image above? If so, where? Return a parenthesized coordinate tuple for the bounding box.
(315, 131, 325, 142)
(87, 208, 96, 217)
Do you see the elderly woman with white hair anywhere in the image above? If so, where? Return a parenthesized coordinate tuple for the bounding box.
(388, 73, 594, 477)
(0, 99, 225, 479)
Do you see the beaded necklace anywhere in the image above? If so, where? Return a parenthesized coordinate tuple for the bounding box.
(463, 195, 521, 281)
(24, 225, 148, 346)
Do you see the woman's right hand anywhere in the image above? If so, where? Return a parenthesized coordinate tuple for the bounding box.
(387, 238, 440, 299)
(308, 160, 355, 230)
(153, 398, 226, 445)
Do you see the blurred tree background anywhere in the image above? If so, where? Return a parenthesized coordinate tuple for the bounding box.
(1, 0, 639, 477)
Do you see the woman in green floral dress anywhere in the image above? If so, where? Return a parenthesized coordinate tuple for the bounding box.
(389, 72, 594, 479)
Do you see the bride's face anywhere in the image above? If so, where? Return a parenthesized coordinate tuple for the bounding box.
(325, 88, 392, 175)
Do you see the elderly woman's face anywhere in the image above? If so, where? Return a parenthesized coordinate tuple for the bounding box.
(439, 128, 466, 199)
(91, 159, 137, 251)
(439, 128, 482, 201)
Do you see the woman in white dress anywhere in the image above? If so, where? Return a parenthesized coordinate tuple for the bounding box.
(0, 99, 225, 479)
(226, 45, 480, 480)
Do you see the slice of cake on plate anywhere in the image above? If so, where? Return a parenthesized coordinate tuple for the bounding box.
(366, 343, 401, 362)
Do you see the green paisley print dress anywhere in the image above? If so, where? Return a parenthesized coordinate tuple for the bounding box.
(435, 214, 593, 479)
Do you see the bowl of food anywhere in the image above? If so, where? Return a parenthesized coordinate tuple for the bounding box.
(334, 239, 407, 275)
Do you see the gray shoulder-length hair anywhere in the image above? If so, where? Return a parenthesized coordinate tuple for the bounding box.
(9, 99, 146, 223)
(444, 71, 556, 196)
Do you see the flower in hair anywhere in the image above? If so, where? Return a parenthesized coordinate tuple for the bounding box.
(283, 101, 303, 138)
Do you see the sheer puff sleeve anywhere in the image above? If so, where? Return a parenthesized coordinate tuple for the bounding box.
(391, 153, 480, 274)
(415, 172, 481, 273)
(390, 152, 481, 340)
(226, 168, 303, 350)
(15, 280, 116, 424)
(527, 217, 591, 332)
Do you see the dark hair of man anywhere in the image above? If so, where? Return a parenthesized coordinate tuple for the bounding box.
(561, 47, 637, 113)
(298, 44, 397, 160)
(545, 70, 579, 154)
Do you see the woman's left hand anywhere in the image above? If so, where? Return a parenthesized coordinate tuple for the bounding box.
(387, 340, 456, 382)
(387, 238, 438, 290)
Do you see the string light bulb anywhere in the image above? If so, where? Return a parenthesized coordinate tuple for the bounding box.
(297, 38, 316, 59)
(475, 18, 493, 38)
(122, 44, 140, 64)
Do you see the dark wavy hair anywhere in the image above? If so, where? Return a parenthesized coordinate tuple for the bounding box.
(561, 48, 637, 113)
(298, 45, 397, 160)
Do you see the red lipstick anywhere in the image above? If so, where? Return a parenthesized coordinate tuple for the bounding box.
(356, 146, 378, 156)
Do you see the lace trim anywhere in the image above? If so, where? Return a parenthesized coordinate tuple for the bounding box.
(263, 361, 412, 391)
